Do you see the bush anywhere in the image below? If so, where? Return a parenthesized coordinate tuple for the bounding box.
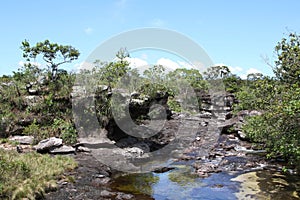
(242, 85, 300, 170)
(53, 118, 77, 145)
(167, 97, 182, 113)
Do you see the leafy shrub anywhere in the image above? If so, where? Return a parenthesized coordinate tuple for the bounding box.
(167, 97, 182, 113)
(53, 118, 77, 145)
(242, 85, 300, 170)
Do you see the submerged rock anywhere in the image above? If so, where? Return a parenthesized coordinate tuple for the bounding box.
(153, 166, 175, 173)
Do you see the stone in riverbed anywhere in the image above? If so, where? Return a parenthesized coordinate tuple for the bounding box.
(116, 193, 134, 200)
(34, 137, 62, 152)
(92, 177, 111, 186)
(237, 130, 247, 140)
(76, 146, 91, 152)
(49, 145, 75, 154)
(100, 190, 115, 198)
(8, 135, 34, 145)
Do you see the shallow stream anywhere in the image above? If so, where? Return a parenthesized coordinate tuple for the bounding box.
(110, 164, 300, 200)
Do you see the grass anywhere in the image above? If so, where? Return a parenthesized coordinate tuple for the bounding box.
(0, 149, 77, 199)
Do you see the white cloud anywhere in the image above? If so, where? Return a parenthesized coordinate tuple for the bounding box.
(140, 53, 148, 60)
(178, 61, 197, 69)
(240, 68, 262, 79)
(84, 27, 93, 35)
(126, 57, 149, 68)
(156, 58, 181, 71)
(228, 66, 243, 73)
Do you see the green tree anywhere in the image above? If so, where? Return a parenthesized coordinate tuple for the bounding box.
(21, 39, 80, 81)
(235, 77, 280, 111)
(274, 33, 300, 85)
(203, 65, 231, 80)
(238, 33, 300, 170)
(167, 68, 207, 90)
(93, 48, 130, 87)
(143, 65, 166, 83)
(141, 65, 173, 97)
(243, 85, 300, 169)
(223, 74, 242, 93)
(246, 73, 264, 81)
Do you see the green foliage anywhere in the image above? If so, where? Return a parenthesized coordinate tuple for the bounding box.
(0, 40, 78, 145)
(53, 118, 77, 145)
(21, 39, 80, 81)
(60, 128, 77, 145)
(246, 73, 264, 81)
(0, 76, 23, 137)
(238, 32, 300, 170)
(167, 68, 208, 91)
(203, 65, 232, 93)
(93, 48, 130, 88)
(167, 97, 182, 113)
(0, 77, 24, 111)
(240, 83, 300, 169)
(143, 65, 166, 83)
(243, 90, 300, 168)
(203, 65, 231, 80)
(22, 119, 46, 143)
(242, 86, 299, 166)
(138, 82, 172, 99)
(223, 74, 242, 93)
(140, 65, 174, 98)
(274, 33, 300, 85)
(0, 149, 77, 199)
(234, 77, 282, 111)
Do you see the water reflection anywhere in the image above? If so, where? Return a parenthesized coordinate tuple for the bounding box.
(111, 167, 300, 200)
(111, 173, 159, 195)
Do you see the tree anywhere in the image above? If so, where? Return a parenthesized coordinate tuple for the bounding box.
(246, 73, 264, 81)
(203, 65, 233, 94)
(167, 68, 207, 90)
(203, 65, 231, 80)
(93, 48, 130, 88)
(238, 33, 300, 170)
(141, 65, 171, 97)
(274, 33, 300, 85)
(21, 39, 80, 81)
(223, 74, 242, 93)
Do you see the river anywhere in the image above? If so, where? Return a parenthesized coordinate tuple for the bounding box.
(110, 164, 300, 200)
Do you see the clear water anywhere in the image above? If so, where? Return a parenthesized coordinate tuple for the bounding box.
(111, 165, 300, 200)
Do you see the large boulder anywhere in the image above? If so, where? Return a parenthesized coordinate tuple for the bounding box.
(34, 137, 63, 152)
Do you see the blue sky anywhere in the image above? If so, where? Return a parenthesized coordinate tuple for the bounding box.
(1, 0, 300, 78)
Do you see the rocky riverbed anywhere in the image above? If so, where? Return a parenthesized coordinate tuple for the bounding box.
(42, 109, 299, 200)
(1, 89, 298, 199)
(2, 110, 298, 199)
